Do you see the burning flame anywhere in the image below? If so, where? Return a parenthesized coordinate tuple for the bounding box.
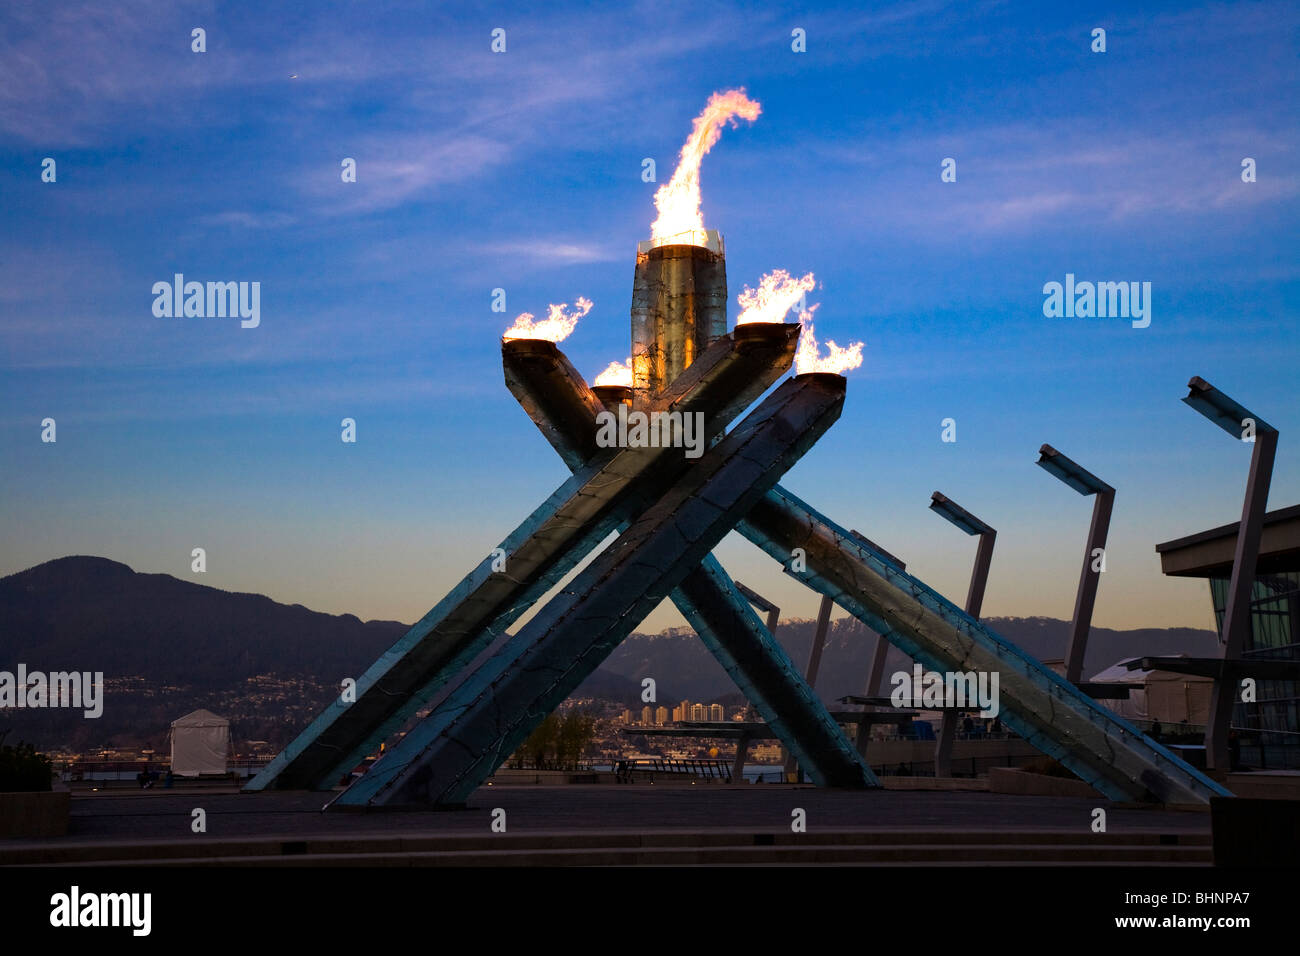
(593, 358, 633, 387)
(736, 269, 862, 373)
(794, 305, 864, 376)
(650, 88, 761, 245)
(736, 270, 816, 325)
(502, 297, 593, 342)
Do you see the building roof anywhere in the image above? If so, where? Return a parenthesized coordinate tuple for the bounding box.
(1155, 503, 1300, 577)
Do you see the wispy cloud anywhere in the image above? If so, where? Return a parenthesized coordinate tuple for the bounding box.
(473, 238, 622, 265)
(198, 211, 298, 230)
(295, 133, 511, 215)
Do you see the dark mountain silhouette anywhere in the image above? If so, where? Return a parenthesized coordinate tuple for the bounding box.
(589, 614, 1221, 706)
(0, 556, 407, 682)
(0, 556, 408, 752)
(0, 556, 1219, 752)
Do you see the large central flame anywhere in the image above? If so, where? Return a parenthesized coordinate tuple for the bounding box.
(502, 297, 592, 342)
(649, 89, 761, 246)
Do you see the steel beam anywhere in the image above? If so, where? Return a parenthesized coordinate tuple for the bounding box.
(1065, 489, 1115, 682)
(1206, 427, 1278, 769)
(849, 535, 904, 757)
(735, 485, 1231, 804)
(930, 492, 996, 777)
(337, 373, 848, 806)
(675, 560, 873, 788)
(248, 324, 799, 792)
(735, 582, 781, 635)
(497, 338, 875, 789)
(1035, 446, 1115, 684)
(785, 594, 833, 782)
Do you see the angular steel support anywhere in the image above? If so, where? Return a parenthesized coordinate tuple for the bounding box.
(735, 486, 1231, 804)
(1206, 427, 1277, 769)
(848, 533, 905, 758)
(248, 325, 799, 792)
(735, 582, 780, 636)
(1035, 445, 1115, 684)
(337, 373, 849, 806)
(929, 492, 996, 777)
(786, 594, 833, 782)
(500, 338, 876, 789)
(675, 559, 873, 788)
(855, 635, 891, 757)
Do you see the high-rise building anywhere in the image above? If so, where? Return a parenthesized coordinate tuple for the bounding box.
(655, 706, 669, 725)
(690, 703, 707, 721)
(710, 703, 725, 722)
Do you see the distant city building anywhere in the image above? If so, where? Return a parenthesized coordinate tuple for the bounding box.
(655, 706, 669, 725)
(641, 705, 653, 725)
(690, 703, 707, 721)
(709, 703, 725, 722)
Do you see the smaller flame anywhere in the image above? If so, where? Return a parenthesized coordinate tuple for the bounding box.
(736, 270, 816, 325)
(593, 358, 633, 387)
(794, 305, 864, 376)
(502, 296, 593, 342)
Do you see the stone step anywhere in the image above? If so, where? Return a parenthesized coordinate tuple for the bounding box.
(21, 842, 1212, 867)
(0, 828, 1210, 866)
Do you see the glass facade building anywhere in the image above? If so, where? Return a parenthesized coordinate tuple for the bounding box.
(1157, 504, 1300, 771)
(1209, 570, 1300, 768)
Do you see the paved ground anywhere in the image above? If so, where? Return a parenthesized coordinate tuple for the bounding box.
(11, 785, 1209, 847)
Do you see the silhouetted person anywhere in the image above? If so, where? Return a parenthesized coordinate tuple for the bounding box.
(1151, 719, 1163, 742)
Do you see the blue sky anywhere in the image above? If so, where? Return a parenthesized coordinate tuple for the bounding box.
(2, 0, 1297, 647)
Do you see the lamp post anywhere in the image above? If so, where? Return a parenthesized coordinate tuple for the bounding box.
(1182, 376, 1278, 771)
(1036, 445, 1115, 684)
(928, 492, 996, 777)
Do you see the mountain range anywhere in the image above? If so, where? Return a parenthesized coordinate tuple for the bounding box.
(0, 556, 1219, 752)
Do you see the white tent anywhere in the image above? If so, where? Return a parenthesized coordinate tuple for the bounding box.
(1089, 657, 1212, 725)
(169, 709, 230, 776)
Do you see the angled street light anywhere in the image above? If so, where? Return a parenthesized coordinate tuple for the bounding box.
(929, 492, 996, 777)
(1182, 376, 1279, 772)
(736, 581, 834, 782)
(735, 581, 781, 637)
(1036, 444, 1115, 684)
